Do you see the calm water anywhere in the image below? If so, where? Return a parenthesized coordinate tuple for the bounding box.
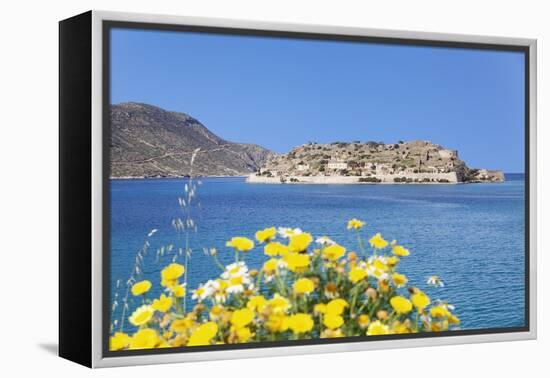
(110, 174, 526, 331)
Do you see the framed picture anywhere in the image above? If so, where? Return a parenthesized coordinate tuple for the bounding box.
(59, 10, 537, 368)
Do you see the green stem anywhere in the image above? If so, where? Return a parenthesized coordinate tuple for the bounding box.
(255, 271, 264, 290)
(350, 284, 361, 315)
(356, 230, 366, 256)
(211, 253, 225, 271)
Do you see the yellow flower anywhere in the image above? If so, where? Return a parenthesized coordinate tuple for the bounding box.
(358, 314, 370, 329)
(378, 280, 390, 293)
(264, 242, 290, 257)
(347, 218, 365, 230)
(161, 263, 185, 281)
(171, 317, 194, 333)
(322, 244, 346, 261)
(255, 227, 277, 243)
(226, 237, 255, 252)
(161, 278, 176, 288)
(314, 303, 327, 314)
(386, 256, 400, 266)
(209, 305, 224, 321)
(267, 294, 291, 314)
(366, 320, 390, 335)
(390, 296, 413, 314)
(231, 308, 255, 329)
(110, 332, 131, 351)
(369, 233, 389, 249)
(284, 252, 310, 273)
(326, 299, 349, 316)
(247, 295, 267, 312)
(392, 321, 412, 334)
(152, 294, 173, 313)
(170, 334, 187, 347)
(449, 314, 461, 325)
(323, 314, 344, 329)
(235, 327, 253, 342)
(187, 322, 218, 346)
(288, 313, 314, 334)
(293, 278, 315, 295)
(229, 275, 244, 286)
(411, 291, 431, 311)
(262, 258, 279, 274)
(131, 280, 152, 296)
(266, 314, 289, 333)
(431, 320, 449, 332)
(392, 245, 410, 257)
(129, 328, 159, 349)
(430, 305, 451, 318)
(172, 284, 186, 298)
(321, 329, 345, 338)
(129, 305, 154, 326)
(392, 273, 408, 288)
(349, 267, 368, 283)
(288, 232, 313, 252)
(373, 259, 389, 272)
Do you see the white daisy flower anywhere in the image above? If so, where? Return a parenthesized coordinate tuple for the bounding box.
(221, 261, 248, 279)
(427, 275, 444, 287)
(367, 266, 388, 281)
(277, 227, 303, 238)
(226, 273, 252, 295)
(213, 292, 227, 304)
(433, 300, 455, 311)
(191, 282, 214, 301)
(316, 236, 335, 245)
(365, 256, 389, 280)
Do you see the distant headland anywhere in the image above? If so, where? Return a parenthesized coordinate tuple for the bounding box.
(246, 141, 504, 185)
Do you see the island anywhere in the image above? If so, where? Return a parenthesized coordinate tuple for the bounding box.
(246, 140, 504, 184)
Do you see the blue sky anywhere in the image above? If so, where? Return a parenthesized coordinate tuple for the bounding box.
(111, 28, 525, 172)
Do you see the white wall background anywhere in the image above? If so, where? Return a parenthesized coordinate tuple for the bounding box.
(0, 0, 546, 376)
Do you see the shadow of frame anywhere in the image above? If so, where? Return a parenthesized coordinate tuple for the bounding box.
(38, 343, 58, 356)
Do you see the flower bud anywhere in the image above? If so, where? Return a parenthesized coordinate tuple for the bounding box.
(366, 287, 377, 300)
(193, 303, 205, 313)
(249, 269, 259, 277)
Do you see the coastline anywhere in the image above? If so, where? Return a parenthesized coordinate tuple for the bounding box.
(110, 175, 248, 180)
(246, 175, 459, 185)
(246, 173, 506, 185)
(109, 174, 509, 184)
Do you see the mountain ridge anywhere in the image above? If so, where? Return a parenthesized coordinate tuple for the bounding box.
(110, 102, 274, 178)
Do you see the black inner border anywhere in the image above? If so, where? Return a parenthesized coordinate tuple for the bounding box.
(102, 20, 531, 358)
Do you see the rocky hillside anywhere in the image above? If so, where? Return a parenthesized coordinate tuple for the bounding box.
(252, 141, 503, 183)
(110, 103, 274, 178)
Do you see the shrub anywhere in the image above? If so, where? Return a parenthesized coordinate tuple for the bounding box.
(359, 177, 382, 183)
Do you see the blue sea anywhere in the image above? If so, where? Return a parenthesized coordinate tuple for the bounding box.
(109, 174, 526, 331)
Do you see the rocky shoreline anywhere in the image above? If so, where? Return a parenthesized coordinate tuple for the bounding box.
(110, 175, 247, 180)
(246, 174, 463, 185)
